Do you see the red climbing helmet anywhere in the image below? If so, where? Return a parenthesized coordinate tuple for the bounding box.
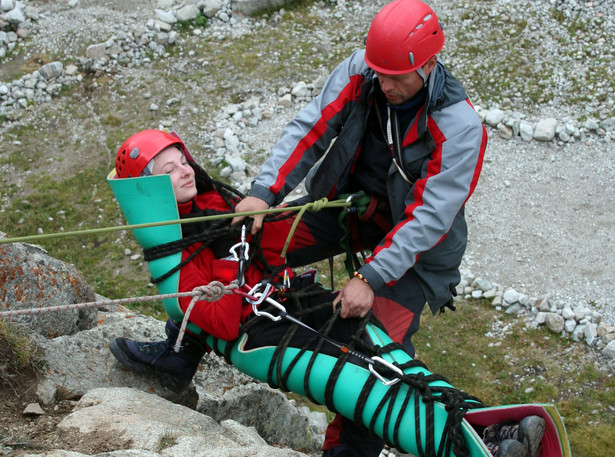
(364, 0, 445, 75)
(115, 129, 189, 178)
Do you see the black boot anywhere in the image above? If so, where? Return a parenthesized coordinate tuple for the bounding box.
(110, 319, 207, 392)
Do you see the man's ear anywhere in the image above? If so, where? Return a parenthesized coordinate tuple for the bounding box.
(422, 55, 438, 74)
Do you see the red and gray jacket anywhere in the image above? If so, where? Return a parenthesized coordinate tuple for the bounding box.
(248, 50, 487, 311)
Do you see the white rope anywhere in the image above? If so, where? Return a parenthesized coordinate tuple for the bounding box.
(0, 281, 237, 319)
(174, 281, 238, 352)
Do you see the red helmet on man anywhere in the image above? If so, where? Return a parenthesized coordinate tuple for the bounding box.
(364, 0, 445, 75)
(115, 129, 189, 178)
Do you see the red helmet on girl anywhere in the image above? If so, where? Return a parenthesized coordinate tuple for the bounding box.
(115, 129, 190, 178)
(364, 0, 445, 75)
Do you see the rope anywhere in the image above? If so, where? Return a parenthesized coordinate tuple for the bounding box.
(279, 197, 331, 258)
(0, 199, 352, 246)
(174, 281, 237, 352)
(0, 281, 236, 318)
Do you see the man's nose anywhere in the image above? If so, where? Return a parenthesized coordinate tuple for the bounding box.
(378, 75, 393, 92)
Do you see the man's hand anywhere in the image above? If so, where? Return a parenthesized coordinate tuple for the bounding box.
(333, 277, 374, 318)
(233, 196, 269, 235)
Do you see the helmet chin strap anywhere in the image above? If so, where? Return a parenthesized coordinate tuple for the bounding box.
(417, 67, 427, 85)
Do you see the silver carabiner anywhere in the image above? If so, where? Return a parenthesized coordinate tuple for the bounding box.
(368, 356, 403, 386)
(229, 225, 250, 286)
(345, 193, 364, 213)
(251, 292, 286, 322)
(244, 282, 273, 306)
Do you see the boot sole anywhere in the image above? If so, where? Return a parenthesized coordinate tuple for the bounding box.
(519, 417, 546, 457)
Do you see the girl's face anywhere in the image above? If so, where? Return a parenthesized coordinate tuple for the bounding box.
(152, 146, 197, 203)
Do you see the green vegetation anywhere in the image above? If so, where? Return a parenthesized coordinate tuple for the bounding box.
(0, 320, 44, 390)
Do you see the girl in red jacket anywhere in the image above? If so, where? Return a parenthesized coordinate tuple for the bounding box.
(110, 129, 342, 390)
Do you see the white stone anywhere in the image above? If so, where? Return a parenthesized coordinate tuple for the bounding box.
(603, 341, 615, 358)
(5, 7, 25, 24)
(177, 5, 200, 22)
(534, 118, 558, 141)
(564, 319, 577, 333)
(291, 81, 309, 98)
(485, 109, 505, 127)
(545, 313, 564, 333)
(155, 9, 177, 24)
(1, 0, 16, 12)
(278, 93, 292, 108)
(562, 306, 575, 320)
(502, 288, 519, 304)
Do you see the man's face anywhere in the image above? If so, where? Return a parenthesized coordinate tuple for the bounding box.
(374, 70, 425, 105)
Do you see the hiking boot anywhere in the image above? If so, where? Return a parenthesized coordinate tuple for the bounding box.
(482, 421, 520, 445)
(110, 319, 207, 392)
(518, 415, 545, 457)
(494, 439, 528, 457)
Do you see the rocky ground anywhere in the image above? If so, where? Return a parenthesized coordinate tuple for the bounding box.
(1, 0, 614, 455)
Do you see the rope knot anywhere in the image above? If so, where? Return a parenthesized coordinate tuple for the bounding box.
(308, 197, 329, 213)
(192, 281, 232, 302)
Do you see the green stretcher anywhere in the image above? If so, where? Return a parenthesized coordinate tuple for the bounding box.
(108, 171, 571, 457)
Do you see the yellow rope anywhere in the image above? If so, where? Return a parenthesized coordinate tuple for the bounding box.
(279, 197, 330, 258)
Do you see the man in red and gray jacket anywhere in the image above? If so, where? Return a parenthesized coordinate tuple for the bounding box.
(234, 0, 487, 454)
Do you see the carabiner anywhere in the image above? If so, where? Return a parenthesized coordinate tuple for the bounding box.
(344, 192, 367, 213)
(368, 356, 403, 386)
(251, 290, 286, 322)
(228, 225, 250, 286)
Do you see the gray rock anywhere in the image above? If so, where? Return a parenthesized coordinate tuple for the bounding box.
(234, 0, 287, 16)
(485, 108, 505, 127)
(39, 61, 63, 80)
(533, 118, 557, 141)
(498, 123, 513, 139)
(86, 43, 106, 60)
(35, 310, 198, 407)
(564, 319, 576, 333)
(545, 313, 565, 333)
(155, 9, 177, 24)
(176, 4, 200, 22)
(200, 0, 223, 18)
(584, 119, 599, 131)
(4, 6, 25, 24)
(519, 121, 534, 141)
(0, 237, 97, 338)
(198, 383, 323, 453)
(1, 0, 16, 13)
(502, 288, 519, 305)
(291, 81, 309, 98)
(58, 387, 308, 456)
(603, 340, 615, 358)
